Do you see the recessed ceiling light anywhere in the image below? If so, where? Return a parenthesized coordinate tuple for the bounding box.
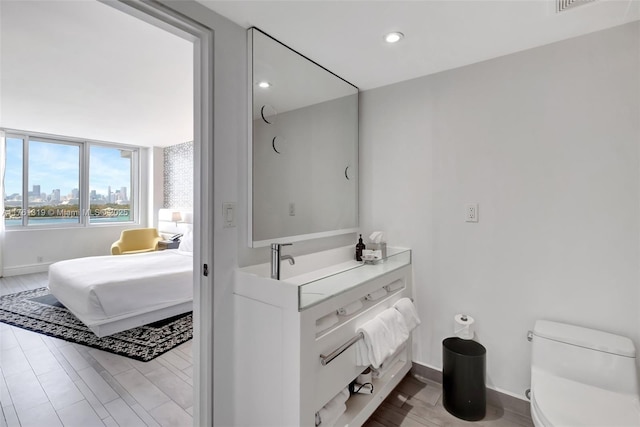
(384, 32, 404, 44)
(257, 81, 271, 88)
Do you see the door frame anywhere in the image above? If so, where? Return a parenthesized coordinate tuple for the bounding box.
(101, 1, 214, 425)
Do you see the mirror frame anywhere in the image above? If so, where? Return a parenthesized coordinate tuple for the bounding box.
(247, 27, 359, 248)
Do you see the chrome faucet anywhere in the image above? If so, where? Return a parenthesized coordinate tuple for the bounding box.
(271, 243, 295, 280)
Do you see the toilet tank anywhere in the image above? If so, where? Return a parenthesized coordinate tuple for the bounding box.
(532, 320, 639, 395)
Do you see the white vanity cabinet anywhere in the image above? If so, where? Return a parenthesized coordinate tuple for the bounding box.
(234, 248, 413, 427)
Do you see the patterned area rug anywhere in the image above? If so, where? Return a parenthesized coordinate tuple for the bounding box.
(0, 287, 192, 362)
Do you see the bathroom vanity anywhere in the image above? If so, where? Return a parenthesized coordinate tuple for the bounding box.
(234, 246, 413, 426)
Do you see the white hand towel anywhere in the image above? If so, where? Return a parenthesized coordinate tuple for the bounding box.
(319, 402, 346, 427)
(365, 288, 387, 301)
(393, 298, 421, 332)
(355, 307, 409, 368)
(318, 388, 349, 426)
(337, 299, 363, 316)
(336, 387, 349, 404)
(316, 313, 339, 333)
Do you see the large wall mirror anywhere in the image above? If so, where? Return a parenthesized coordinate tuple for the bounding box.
(248, 28, 359, 247)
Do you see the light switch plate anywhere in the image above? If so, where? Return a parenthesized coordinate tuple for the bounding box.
(223, 202, 236, 228)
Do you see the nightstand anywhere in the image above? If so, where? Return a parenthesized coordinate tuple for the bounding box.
(158, 240, 180, 250)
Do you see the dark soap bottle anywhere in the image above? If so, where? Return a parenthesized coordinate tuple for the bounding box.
(355, 234, 366, 261)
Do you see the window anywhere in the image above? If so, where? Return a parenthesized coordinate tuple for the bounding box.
(3, 131, 139, 227)
(28, 139, 81, 226)
(3, 137, 23, 226)
(89, 145, 133, 223)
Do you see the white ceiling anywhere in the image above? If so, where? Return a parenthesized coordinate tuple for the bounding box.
(1, 1, 638, 149)
(202, 0, 640, 91)
(0, 0, 193, 147)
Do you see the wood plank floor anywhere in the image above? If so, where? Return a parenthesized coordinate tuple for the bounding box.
(1, 273, 533, 427)
(1, 273, 193, 427)
(365, 374, 533, 427)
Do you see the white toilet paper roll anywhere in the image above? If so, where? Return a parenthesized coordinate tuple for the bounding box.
(454, 314, 475, 340)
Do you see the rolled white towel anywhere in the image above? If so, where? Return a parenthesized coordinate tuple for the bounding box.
(355, 307, 409, 368)
(393, 298, 421, 332)
(337, 299, 363, 316)
(316, 313, 339, 333)
(365, 288, 387, 301)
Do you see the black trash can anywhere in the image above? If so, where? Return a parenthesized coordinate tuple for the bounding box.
(442, 337, 486, 421)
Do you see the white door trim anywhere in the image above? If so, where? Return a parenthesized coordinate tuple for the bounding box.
(100, 1, 214, 425)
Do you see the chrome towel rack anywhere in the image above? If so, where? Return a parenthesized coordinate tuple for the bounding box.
(320, 332, 364, 366)
(319, 297, 414, 366)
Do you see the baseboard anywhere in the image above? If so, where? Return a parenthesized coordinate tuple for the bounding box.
(2, 263, 50, 277)
(411, 361, 531, 419)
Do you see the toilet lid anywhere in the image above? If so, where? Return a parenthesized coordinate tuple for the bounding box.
(531, 369, 640, 427)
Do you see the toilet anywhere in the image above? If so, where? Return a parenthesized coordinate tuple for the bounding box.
(530, 320, 640, 426)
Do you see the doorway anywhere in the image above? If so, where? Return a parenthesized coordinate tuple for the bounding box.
(103, 2, 215, 425)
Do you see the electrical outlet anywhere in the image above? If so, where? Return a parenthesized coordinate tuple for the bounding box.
(289, 202, 296, 216)
(37, 256, 43, 263)
(465, 203, 478, 222)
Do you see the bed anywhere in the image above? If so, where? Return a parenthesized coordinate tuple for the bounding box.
(48, 213, 194, 337)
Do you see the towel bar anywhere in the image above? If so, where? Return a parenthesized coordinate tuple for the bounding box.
(319, 297, 415, 366)
(320, 332, 364, 366)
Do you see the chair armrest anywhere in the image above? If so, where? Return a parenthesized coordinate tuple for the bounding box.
(111, 242, 123, 255)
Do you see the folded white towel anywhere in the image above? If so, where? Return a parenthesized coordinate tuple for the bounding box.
(393, 298, 421, 332)
(365, 288, 387, 301)
(316, 313, 339, 333)
(319, 402, 346, 427)
(336, 388, 349, 403)
(384, 280, 404, 293)
(337, 299, 363, 316)
(318, 388, 349, 426)
(355, 307, 409, 368)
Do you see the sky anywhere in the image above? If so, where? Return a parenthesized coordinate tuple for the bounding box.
(4, 137, 132, 199)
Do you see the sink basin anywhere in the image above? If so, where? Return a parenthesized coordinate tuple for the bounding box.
(236, 246, 411, 310)
(239, 245, 359, 284)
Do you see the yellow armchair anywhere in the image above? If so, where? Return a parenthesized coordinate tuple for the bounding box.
(111, 228, 162, 255)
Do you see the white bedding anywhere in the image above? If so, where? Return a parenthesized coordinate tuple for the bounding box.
(48, 250, 193, 325)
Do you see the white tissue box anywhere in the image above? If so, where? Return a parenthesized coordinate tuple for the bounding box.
(363, 249, 384, 264)
(369, 242, 387, 259)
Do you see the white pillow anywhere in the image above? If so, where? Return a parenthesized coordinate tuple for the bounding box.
(178, 231, 194, 252)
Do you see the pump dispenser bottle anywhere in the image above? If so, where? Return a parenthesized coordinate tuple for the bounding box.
(355, 234, 365, 261)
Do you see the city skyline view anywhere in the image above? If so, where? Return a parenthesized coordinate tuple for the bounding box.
(3, 138, 133, 205)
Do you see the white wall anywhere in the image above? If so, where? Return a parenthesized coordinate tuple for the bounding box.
(360, 22, 640, 399)
(3, 225, 132, 276)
